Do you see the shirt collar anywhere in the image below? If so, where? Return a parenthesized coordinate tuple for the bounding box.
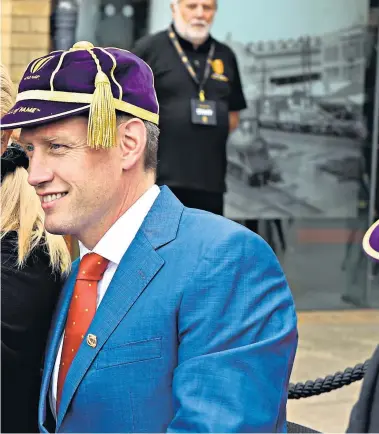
(171, 22, 213, 53)
(79, 185, 160, 265)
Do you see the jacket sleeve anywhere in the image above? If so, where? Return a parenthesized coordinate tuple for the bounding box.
(167, 229, 298, 433)
(346, 345, 379, 433)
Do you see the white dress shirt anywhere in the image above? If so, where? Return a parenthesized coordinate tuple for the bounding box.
(50, 185, 160, 417)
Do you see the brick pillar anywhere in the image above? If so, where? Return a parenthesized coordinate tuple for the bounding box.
(1, 0, 12, 68)
(1, 0, 80, 260)
(1, 0, 52, 84)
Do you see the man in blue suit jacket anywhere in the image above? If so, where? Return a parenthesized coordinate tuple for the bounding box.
(2, 41, 297, 432)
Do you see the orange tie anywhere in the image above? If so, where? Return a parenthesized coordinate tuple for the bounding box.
(56, 253, 109, 411)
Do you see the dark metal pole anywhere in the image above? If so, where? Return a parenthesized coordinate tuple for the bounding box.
(53, 0, 79, 51)
(366, 25, 379, 303)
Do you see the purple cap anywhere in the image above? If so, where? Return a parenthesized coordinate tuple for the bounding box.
(1, 41, 159, 146)
(362, 220, 379, 262)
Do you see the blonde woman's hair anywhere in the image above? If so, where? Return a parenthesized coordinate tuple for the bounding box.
(1, 62, 71, 275)
(0, 63, 19, 144)
(1, 166, 71, 275)
(0, 63, 15, 114)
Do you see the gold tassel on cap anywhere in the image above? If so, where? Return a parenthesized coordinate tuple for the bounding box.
(87, 49, 116, 150)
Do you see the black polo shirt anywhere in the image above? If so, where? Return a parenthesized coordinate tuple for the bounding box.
(133, 25, 247, 194)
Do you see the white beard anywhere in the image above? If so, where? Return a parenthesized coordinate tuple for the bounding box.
(173, 7, 212, 46)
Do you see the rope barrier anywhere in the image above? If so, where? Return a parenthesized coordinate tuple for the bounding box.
(288, 359, 370, 399)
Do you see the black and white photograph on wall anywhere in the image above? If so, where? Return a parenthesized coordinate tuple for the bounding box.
(211, 0, 371, 220)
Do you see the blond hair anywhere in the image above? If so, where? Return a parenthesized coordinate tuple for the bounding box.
(0, 63, 15, 114)
(1, 62, 71, 275)
(0, 63, 19, 144)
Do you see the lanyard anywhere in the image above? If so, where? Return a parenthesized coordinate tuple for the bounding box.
(168, 26, 215, 101)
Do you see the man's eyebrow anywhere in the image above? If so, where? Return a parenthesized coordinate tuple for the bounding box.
(18, 134, 87, 148)
(17, 135, 60, 145)
(42, 135, 68, 143)
(43, 135, 87, 146)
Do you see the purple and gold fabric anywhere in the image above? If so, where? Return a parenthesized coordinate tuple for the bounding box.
(1, 41, 159, 149)
(363, 220, 379, 262)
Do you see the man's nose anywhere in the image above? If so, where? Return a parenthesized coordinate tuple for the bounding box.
(27, 154, 54, 187)
(194, 5, 205, 18)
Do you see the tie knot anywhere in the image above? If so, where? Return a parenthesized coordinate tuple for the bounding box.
(77, 253, 109, 281)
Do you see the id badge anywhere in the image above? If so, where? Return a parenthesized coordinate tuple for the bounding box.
(190, 99, 217, 126)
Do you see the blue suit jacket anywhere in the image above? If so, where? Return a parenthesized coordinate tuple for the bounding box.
(39, 186, 297, 433)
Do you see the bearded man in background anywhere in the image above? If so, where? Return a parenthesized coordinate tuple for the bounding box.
(134, 0, 247, 216)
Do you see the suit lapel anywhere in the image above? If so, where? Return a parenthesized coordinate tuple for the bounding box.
(39, 261, 79, 430)
(56, 187, 184, 429)
(56, 231, 165, 429)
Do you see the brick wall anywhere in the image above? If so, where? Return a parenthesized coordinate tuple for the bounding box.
(1, 0, 52, 84)
(1, 0, 78, 259)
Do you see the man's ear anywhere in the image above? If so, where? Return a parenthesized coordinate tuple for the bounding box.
(117, 118, 147, 171)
